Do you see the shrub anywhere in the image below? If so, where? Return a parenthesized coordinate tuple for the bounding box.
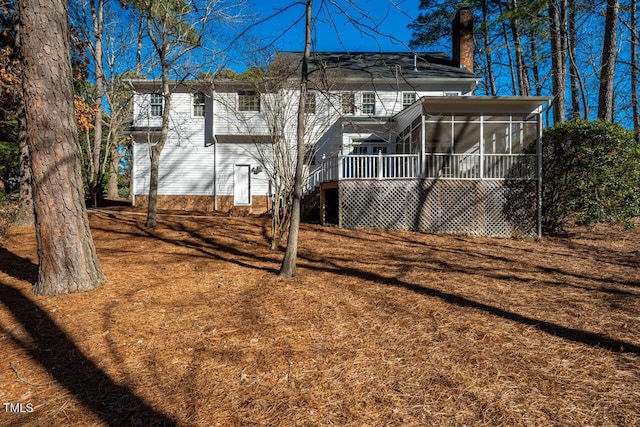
(542, 120, 640, 233)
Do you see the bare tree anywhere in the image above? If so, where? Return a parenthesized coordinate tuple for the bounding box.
(0, 4, 32, 225)
(69, 0, 109, 206)
(279, 0, 312, 278)
(125, 0, 242, 228)
(17, 0, 105, 295)
(104, 74, 135, 199)
(216, 56, 334, 250)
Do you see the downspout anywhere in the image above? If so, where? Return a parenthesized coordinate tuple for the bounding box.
(127, 80, 137, 207)
(131, 138, 136, 206)
(212, 86, 218, 211)
(214, 138, 218, 211)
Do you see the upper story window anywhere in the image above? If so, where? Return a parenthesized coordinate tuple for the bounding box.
(193, 92, 205, 117)
(351, 145, 368, 155)
(341, 92, 355, 115)
(361, 92, 375, 115)
(403, 92, 416, 109)
(305, 91, 316, 114)
(150, 93, 163, 117)
(238, 90, 260, 112)
(303, 145, 316, 165)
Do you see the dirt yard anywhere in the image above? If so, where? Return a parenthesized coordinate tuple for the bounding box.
(0, 209, 639, 426)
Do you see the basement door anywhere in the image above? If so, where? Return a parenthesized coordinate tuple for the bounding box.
(233, 164, 251, 205)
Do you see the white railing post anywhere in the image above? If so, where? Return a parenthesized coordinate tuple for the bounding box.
(378, 151, 383, 179)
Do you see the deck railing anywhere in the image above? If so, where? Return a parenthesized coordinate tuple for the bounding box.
(483, 154, 537, 179)
(304, 153, 538, 192)
(424, 153, 480, 179)
(340, 153, 420, 179)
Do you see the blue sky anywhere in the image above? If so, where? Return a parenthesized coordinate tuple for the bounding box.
(245, 0, 421, 53)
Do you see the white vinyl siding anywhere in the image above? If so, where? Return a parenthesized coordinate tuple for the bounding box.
(134, 141, 272, 198)
(130, 75, 480, 205)
(133, 143, 215, 195)
(213, 91, 270, 135)
(215, 143, 271, 198)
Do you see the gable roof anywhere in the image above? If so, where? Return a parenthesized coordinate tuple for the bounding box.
(274, 51, 478, 83)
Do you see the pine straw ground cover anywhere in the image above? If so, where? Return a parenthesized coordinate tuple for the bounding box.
(0, 210, 639, 427)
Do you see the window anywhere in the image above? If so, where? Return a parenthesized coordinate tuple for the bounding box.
(351, 145, 368, 155)
(361, 92, 375, 115)
(305, 91, 316, 114)
(150, 93, 163, 117)
(193, 92, 205, 117)
(303, 145, 316, 165)
(341, 92, 355, 114)
(402, 92, 416, 109)
(372, 146, 387, 154)
(238, 90, 260, 112)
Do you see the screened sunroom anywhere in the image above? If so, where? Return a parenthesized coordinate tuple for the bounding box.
(394, 96, 550, 180)
(313, 96, 553, 237)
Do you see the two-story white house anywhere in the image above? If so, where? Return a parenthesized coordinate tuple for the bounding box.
(128, 9, 552, 237)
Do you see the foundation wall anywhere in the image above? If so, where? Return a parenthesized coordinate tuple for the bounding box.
(135, 195, 271, 215)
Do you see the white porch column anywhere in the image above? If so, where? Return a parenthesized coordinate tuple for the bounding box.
(479, 114, 484, 180)
(420, 110, 426, 178)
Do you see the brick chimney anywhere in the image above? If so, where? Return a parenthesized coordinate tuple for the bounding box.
(452, 8, 474, 72)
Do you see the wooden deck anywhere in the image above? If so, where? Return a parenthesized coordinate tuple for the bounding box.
(305, 154, 541, 237)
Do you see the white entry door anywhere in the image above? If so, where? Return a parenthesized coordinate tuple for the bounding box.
(233, 165, 251, 205)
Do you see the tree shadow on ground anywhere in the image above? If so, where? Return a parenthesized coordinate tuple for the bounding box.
(90, 213, 640, 357)
(318, 258, 640, 356)
(0, 247, 176, 426)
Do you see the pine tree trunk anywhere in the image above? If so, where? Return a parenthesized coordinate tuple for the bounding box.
(498, 2, 517, 95)
(632, 0, 639, 142)
(549, 0, 566, 122)
(482, 2, 496, 96)
(90, 0, 104, 206)
(279, 0, 312, 278)
(568, 0, 581, 119)
(507, 0, 530, 96)
(528, 34, 542, 96)
(597, 0, 619, 122)
(17, 0, 105, 295)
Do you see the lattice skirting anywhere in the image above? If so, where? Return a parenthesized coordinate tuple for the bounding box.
(337, 179, 539, 237)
